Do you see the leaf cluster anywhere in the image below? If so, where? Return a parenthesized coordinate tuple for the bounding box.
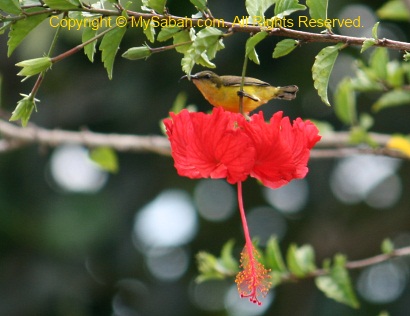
(197, 236, 400, 309)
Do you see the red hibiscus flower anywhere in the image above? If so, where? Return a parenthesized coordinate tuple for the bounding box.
(164, 107, 321, 305)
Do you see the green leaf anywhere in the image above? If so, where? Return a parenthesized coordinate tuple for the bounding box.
(334, 77, 356, 126)
(273, 39, 298, 58)
(157, 26, 181, 42)
(361, 39, 376, 53)
(173, 28, 195, 54)
(196, 252, 222, 282)
(306, 0, 328, 20)
(372, 21, 380, 39)
(275, 0, 306, 19)
(143, 20, 156, 43)
(359, 113, 374, 131)
(7, 8, 49, 57)
(349, 126, 378, 148)
(373, 90, 410, 112)
(369, 47, 388, 80)
(43, 0, 80, 10)
(287, 244, 316, 277)
(315, 254, 360, 309)
(10, 94, 37, 127)
(404, 51, 410, 62)
(0, 0, 21, 15)
(386, 60, 404, 88)
(82, 27, 97, 63)
(360, 22, 379, 53)
(246, 0, 276, 18)
(265, 236, 287, 273)
(99, 26, 127, 79)
(142, 0, 166, 13)
(220, 239, 239, 272)
(381, 238, 394, 254)
(312, 43, 343, 106)
(181, 27, 224, 76)
(377, 0, 410, 21)
(89, 147, 118, 173)
(16, 57, 52, 77)
(245, 31, 268, 65)
(190, 0, 207, 11)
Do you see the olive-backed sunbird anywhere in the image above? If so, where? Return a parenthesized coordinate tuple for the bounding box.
(181, 70, 298, 113)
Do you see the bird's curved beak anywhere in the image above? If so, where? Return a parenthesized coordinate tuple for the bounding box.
(179, 74, 197, 82)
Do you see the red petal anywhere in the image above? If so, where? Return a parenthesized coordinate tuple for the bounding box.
(164, 108, 255, 183)
(244, 111, 321, 189)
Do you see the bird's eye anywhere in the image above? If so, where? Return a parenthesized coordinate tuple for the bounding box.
(204, 73, 211, 79)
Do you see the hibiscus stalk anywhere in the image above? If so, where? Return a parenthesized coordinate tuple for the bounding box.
(235, 181, 271, 305)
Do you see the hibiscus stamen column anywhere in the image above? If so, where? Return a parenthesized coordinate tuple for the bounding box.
(235, 181, 271, 305)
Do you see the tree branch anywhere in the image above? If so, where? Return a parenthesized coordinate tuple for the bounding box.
(0, 119, 407, 159)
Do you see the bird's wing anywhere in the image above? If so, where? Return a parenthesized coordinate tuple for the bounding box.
(222, 76, 270, 87)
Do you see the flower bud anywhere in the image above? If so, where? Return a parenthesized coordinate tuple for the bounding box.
(122, 45, 152, 60)
(16, 57, 52, 77)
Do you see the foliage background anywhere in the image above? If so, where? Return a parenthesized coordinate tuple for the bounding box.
(1, 0, 410, 315)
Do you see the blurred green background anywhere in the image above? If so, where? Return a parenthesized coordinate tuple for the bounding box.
(1, 0, 410, 315)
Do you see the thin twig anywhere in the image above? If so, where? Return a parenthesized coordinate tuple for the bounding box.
(0, 119, 407, 159)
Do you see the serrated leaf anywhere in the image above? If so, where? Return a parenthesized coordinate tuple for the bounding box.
(273, 39, 298, 58)
(89, 147, 118, 173)
(142, 0, 166, 13)
(100, 26, 127, 79)
(196, 251, 221, 282)
(334, 77, 356, 125)
(181, 27, 224, 76)
(275, 0, 306, 19)
(7, 9, 49, 57)
(265, 236, 287, 273)
(287, 244, 316, 277)
(387, 135, 410, 157)
(43, 0, 80, 10)
(157, 26, 181, 42)
(190, 0, 207, 11)
(361, 38, 376, 53)
(315, 254, 360, 309)
(82, 27, 97, 62)
(10, 94, 37, 127)
(143, 21, 156, 43)
(377, 0, 410, 21)
(245, 31, 267, 65)
(381, 238, 394, 254)
(173, 29, 194, 54)
(312, 43, 343, 106)
(372, 90, 410, 112)
(306, 0, 328, 20)
(246, 0, 276, 19)
(370, 47, 388, 80)
(0, 0, 21, 15)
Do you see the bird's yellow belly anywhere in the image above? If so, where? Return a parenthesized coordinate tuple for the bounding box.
(194, 81, 272, 113)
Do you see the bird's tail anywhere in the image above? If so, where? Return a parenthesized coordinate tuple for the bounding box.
(276, 85, 298, 100)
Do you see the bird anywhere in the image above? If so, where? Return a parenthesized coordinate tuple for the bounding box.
(181, 70, 298, 113)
